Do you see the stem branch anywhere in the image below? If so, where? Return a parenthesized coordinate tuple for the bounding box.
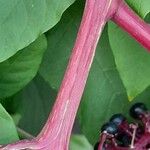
(2, 0, 150, 149)
(0, 0, 121, 149)
(112, 1, 150, 51)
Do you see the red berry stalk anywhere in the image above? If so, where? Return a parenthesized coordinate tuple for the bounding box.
(1, 0, 150, 150)
(96, 104, 150, 150)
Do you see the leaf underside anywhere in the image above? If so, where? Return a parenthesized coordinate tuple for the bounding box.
(0, 35, 47, 99)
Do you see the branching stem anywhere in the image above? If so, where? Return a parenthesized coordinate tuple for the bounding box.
(112, 1, 150, 51)
(1, 0, 150, 150)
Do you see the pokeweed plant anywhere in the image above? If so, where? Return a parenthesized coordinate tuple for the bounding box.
(0, 0, 150, 150)
(94, 102, 150, 149)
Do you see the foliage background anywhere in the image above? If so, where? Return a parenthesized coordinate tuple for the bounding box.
(0, 0, 150, 149)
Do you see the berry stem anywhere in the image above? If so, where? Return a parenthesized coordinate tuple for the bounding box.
(135, 133, 150, 149)
(112, 1, 150, 51)
(98, 133, 107, 150)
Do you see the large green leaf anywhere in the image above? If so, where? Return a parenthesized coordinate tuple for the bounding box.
(17, 74, 56, 136)
(0, 104, 18, 144)
(39, 0, 84, 89)
(0, 0, 76, 62)
(126, 0, 150, 18)
(69, 135, 93, 150)
(108, 22, 150, 100)
(39, 1, 130, 144)
(0, 35, 47, 99)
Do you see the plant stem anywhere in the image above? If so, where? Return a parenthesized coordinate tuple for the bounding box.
(36, 0, 120, 149)
(0, 0, 122, 150)
(2, 0, 150, 149)
(112, 1, 150, 51)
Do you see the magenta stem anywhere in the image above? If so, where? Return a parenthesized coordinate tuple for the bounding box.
(135, 133, 150, 149)
(36, 0, 118, 149)
(1, 0, 121, 150)
(98, 133, 107, 150)
(112, 1, 150, 51)
(3, 0, 150, 149)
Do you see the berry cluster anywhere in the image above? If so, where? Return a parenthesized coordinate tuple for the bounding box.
(94, 103, 150, 150)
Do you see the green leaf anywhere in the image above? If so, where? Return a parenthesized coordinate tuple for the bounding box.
(0, 0, 76, 62)
(39, 1, 130, 144)
(126, 0, 150, 18)
(0, 104, 18, 144)
(0, 35, 47, 99)
(69, 135, 93, 150)
(108, 22, 150, 100)
(17, 74, 56, 136)
(39, 0, 84, 89)
(145, 12, 150, 23)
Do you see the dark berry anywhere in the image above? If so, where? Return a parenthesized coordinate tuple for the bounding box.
(101, 122, 118, 135)
(136, 125, 145, 138)
(110, 114, 126, 126)
(146, 144, 150, 149)
(130, 103, 147, 119)
(117, 133, 131, 147)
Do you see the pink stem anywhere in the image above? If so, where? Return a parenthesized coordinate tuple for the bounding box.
(1, 0, 122, 150)
(98, 133, 107, 150)
(4, 0, 150, 149)
(96, 134, 150, 150)
(36, 0, 121, 149)
(112, 1, 150, 51)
